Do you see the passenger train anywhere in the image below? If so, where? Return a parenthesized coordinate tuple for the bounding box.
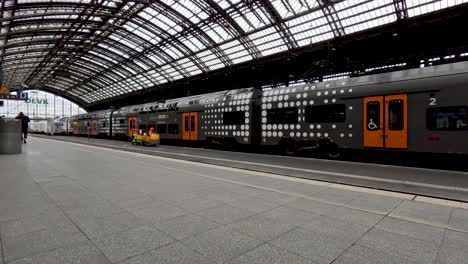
(61, 62, 468, 157)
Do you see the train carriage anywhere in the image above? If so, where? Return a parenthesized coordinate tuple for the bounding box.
(259, 62, 468, 155)
(67, 61, 468, 156)
(111, 105, 143, 138)
(201, 88, 262, 145)
(70, 113, 89, 135)
(52, 117, 69, 135)
(95, 110, 112, 137)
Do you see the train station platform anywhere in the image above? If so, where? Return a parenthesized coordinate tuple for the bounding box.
(1, 137, 468, 264)
(35, 135, 468, 202)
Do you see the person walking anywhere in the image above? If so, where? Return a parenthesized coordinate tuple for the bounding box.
(15, 112, 30, 144)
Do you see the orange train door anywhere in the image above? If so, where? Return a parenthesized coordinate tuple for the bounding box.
(182, 113, 190, 140)
(385, 94, 407, 149)
(73, 122, 79, 134)
(363, 96, 384, 148)
(127, 117, 138, 137)
(189, 112, 198, 140)
(363, 94, 407, 149)
(90, 120, 98, 136)
(182, 112, 198, 140)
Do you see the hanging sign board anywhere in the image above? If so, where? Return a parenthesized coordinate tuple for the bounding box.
(0, 87, 17, 100)
(17, 91, 28, 101)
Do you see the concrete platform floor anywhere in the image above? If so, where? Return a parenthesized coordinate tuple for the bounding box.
(34, 135, 468, 202)
(1, 137, 468, 264)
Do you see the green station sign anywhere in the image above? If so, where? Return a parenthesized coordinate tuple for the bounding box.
(26, 98, 48, 105)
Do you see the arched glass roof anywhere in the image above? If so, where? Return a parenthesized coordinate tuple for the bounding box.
(0, 0, 466, 105)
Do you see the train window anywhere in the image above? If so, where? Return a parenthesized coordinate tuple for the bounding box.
(267, 107, 298, 124)
(190, 116, 195, 131)
(184, 116, 189, 131)
(305, 104, 346, 123)
(168, 124, 179, 134)
(366, 101, 380, 130)
(223, 111, 244, 125)
(426, 106, 468, 131)
(157, 124, 167, 134)
(388, 100, 404, 130)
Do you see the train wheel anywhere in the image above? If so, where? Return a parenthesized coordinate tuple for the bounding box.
(321, 141, 341, 159)
(282, 140, 297, 155)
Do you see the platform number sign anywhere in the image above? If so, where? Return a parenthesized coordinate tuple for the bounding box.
(429, 97, 437, 106)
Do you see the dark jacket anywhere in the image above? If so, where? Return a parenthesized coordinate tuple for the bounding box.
(15, 115, 30, 131)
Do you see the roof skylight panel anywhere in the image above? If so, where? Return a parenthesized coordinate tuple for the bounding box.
(244, 10, 263, 29)
(182, 36, 205, 52)
(165, 0, 206, 23)
(286, 9, 333, 46)
(147, 53, 165, 65)
(204, 27, 226, 44)
(119, 37, 143, 52)
(167, 71, 184, 80)
(337, 0, 396, 34)
(262, 46, 288, 56)
(185, 66, 202, 75)
(213, 0, 233, 9)
(80, 56, 110, 69)
(231, 54, 252, 64)
(177, 57, 194, 67)
(198, 53, 224, 70)
(119, 65, 137, 75)
(132, 26, 158, 41)
(197, 50, 216, 61)
(147, 69, 158, 76)
(271, 0, 292, 18)
(224, 46, 250, 57)
(103, 45, 130, 59)
(253, 5, 272, 25)
(219, 39, 243, 50)
(133, 60, 150, 71)
(138, 9, 154, 21)
(249, 27, 287, 53)
(164, 45, 185, 60)
(155, 75, 166, 82)
(232, 13, 254, 32)
(88, 50, 118, 65)
(406, 0, 467, 17)
(152, 13, 180, 35)
(101, 0, 118, 8)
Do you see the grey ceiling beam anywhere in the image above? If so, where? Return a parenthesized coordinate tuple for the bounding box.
(393, 0, 408, 20)
(256, 0, 298, 49)
(317, 0, 346, 38)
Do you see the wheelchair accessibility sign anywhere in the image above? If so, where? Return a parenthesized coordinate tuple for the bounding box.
(367, 119, 378, 130)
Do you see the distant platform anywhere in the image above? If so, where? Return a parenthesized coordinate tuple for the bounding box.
(0, 137, 467, 263)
